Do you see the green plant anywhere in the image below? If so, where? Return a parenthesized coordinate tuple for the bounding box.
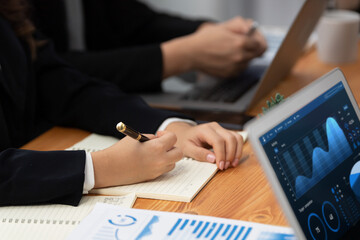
(261, 93, 285, 115)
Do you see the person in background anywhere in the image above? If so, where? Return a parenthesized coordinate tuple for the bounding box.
(30, 0, 267, 93)
(0, 0, 243, 206)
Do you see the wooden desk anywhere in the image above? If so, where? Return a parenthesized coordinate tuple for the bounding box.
(21, 43, 360, 227)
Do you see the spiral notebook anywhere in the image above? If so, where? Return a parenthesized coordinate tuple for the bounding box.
(66, 133, 219, 202)
(0, 194, 136, 240)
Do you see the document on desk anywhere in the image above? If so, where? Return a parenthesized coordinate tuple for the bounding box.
(67, 203, 296, 240)
(0, 194, 136, 240)
(67, 133, 219, 202)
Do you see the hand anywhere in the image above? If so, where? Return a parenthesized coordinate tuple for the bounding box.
(91, 131, 183, 188)
(220, 17, 267, 57)
(165, 121, 244, 170)
(189, 17, 267, 77)
(161, 16, 267, 79)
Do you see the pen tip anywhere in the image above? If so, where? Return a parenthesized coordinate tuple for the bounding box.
(116, 122, 125, 132)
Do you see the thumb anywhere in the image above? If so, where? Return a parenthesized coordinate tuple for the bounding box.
(222, 17, 252, 34)
(185, 144, 216, 164)
(156, 130, 167, 137)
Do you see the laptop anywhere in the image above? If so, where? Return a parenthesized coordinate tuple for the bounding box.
(141, 0, 328, 117)
(245, 68, 360, 239)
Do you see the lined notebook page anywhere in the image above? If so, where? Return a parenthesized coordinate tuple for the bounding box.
(0, 194, 136, 240)
(66, 133, 218, 202)
(91, 157, 218, 202)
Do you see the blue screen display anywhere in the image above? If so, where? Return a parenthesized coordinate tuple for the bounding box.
(260, 82, 360, 239)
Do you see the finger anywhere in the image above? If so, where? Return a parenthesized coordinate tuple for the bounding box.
(230, 132, 244, 167)
(166, 147, 184, 164)
(143, 133, 156, 140)
(226, 17, 249, 34)
(215, 129, 237, 169)
(183, 143, 216, 164)
(161, 148, 183, 174)
(245, 19, 255, 32)
(253, 32, 268, 54)
(155, 131, 177, 151)
(233, 48, 258, 63)
(196, 123, 227, 170)
(240, 37, 261, 52)
(155, 130, 166, 137)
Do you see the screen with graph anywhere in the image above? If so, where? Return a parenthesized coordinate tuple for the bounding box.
(260, 82, 360, 239)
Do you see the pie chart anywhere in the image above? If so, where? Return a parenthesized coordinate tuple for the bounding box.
(350, 161, 360, 202)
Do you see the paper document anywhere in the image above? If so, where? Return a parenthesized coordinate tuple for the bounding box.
(67, 203, 295, 240)
(67, 133, 219, 202)
(0, 194, 136, 240)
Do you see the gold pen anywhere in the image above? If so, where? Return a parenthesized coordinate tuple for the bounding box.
(116, 122, 150, 142)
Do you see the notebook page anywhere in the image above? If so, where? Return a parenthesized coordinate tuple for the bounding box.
(0, 194, 136, 240)
(91, 158, 218, 202)
(67, 133, 218, 202)
(66, 133, 119, 151)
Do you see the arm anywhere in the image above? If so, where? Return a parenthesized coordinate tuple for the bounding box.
(82, 0, 207, 46)
(59, 45, 164, 93)
(34, 41, 189, 136)
(0, 149, 85, 206)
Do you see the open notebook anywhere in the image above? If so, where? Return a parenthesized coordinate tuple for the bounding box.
(67, 133, 220, 202)
(0, 194, 136, 240)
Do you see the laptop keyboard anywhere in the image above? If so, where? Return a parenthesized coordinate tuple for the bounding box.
(181, 73, 259, 103)
(181, 63, 266, 103)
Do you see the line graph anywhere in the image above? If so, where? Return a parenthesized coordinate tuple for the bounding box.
(278, 117, 352, 199)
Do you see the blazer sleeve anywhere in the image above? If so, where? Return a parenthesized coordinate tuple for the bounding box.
(34, 41, 192, 138)
(59, 45, 164, 93)
(83, 0, 208, 47)
(0, 149, 85, 206)
(72, 0, 209, 92)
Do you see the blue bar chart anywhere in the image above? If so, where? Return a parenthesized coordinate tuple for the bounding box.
(165, 218, 252, 240)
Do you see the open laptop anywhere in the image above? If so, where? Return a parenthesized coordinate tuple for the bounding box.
(245, 68, 360, 239)
(141, 0, 328, 116)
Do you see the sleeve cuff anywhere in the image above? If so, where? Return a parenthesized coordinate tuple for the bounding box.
(83, 151, 95, 194)
(157, 117, 197, 132)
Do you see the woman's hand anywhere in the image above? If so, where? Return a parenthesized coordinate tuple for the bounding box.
(91, 131, 183, 188)
(165, 121, 244, 170)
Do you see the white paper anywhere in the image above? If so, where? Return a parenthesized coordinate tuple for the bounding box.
(67, 203, 296, 240)
(0, 194, 136, 240)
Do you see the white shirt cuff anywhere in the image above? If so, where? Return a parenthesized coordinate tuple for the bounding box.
(156, 117, 197, 132)
(83, 151, 95, 194)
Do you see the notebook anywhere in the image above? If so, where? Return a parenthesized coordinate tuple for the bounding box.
(245, 68, 360, 239)
(66, 133, 219, 202)
(0, 194, 136, 240)
(140, 0, 327, 116)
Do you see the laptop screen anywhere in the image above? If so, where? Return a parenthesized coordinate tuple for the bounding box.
(259, 81, 360, 239)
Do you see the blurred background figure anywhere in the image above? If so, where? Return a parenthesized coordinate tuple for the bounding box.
(30, 0, 267, 93)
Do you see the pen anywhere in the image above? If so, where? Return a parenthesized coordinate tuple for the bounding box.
(247, 21, 258, 36)
(116, 122, 150, 142)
